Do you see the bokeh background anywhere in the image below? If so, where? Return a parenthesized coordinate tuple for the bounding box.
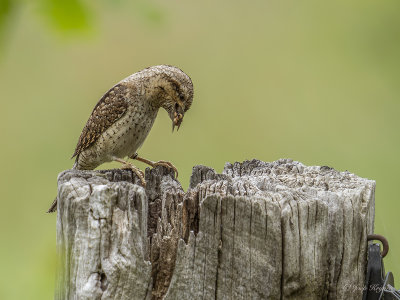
(0, 0, 399, 298)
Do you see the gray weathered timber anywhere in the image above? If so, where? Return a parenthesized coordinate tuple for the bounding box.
(54, 159, 375, 300)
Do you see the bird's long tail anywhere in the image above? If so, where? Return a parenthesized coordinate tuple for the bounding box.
(47, 161, 78, 213)
(46, 197, 58, 213)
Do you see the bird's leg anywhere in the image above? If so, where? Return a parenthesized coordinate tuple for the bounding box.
(113, 157, 146, 186)
(130, 153, 178, 178)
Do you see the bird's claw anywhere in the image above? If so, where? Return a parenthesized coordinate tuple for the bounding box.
(132, 155, 178, 179)
(121, 163, 146, 187)
(153, 160, 179, 178)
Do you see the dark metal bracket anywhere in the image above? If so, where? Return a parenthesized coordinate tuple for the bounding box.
(363, 235, 399, 299)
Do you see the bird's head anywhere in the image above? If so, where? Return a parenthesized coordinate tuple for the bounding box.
(144, 65, 194, 131)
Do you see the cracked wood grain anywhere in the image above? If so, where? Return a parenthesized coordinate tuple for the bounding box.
(54, 159, 375, 300)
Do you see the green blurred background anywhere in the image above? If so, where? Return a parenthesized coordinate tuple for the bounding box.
(0, 0, 399, 298)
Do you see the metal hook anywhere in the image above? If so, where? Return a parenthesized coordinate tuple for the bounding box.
(368, 234, 389, 258)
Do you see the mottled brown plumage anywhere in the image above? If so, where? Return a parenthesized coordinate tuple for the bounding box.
(72, 84, 129, 158)
(47, 65, 194, 213)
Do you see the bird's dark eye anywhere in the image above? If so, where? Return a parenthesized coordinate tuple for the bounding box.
(179, 94, 185, 101)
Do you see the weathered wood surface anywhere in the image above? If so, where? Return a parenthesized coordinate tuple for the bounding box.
(54, 159, 375, 300)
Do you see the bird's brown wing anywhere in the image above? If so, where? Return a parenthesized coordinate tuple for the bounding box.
(72, 83, 129, 158)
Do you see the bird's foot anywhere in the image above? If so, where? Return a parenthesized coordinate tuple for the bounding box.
(132, 154, 178, 178)
(152, 160, 179, 178)
(121, 163, 146, 186)
(114, 157, 146, 186)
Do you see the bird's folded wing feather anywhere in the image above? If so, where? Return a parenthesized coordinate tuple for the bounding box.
(72, 84, 129, 158)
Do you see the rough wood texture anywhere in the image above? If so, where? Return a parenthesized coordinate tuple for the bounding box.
(55, 159, 375, 300)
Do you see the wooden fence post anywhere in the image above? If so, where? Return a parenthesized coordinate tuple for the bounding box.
(54, 159, 375, 299)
